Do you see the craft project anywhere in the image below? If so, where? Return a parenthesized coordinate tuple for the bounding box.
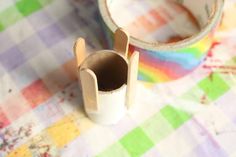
(98, 0, 225, 83)
(73, 28, 139, 125)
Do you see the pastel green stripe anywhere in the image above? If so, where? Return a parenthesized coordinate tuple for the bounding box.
(181, 86, 210, 104)
(119, 127, 154, 157)
(98, 106, 191, 157)
(0, 22, 4, 31)
(160, 105, 191, 129)
(198, 73, 230, 101)
(233, 57, 236, 63)
(0, 6, 22, 29)
(16, 0, 42, 16)
(0, 0, 53, 32)
(141, 112, 174, 143)
(98, 65, 233, 157)
(38, 0, 54, 6)
(181, 74, 230, 104)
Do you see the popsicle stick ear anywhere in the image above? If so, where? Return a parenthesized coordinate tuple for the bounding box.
(114, 28, 129, 58)
(126, 51, 139, 108)
(73, 38, 86, 68)
(80, 68, 99, 112)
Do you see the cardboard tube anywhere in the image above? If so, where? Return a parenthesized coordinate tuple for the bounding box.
(80, 50, 129, 125)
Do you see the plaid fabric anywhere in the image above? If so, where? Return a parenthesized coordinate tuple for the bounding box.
(0, 0, 236, 156)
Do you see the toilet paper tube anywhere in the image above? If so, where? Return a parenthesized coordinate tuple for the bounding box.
(74, 29, 139, 125)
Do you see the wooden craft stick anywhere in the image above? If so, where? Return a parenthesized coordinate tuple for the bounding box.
(126, 51, 139, 108)
(80, 68, 99, 112)
(114, 28, 129, 57)
(73, 38, 86, 68)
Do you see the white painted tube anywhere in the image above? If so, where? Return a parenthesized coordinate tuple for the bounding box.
(75, 29, 139, 125)
(86, 85, 127, 125)
(79, 50, 129, 125)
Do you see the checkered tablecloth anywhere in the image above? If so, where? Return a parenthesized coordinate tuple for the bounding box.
(0, 0, 236, 157)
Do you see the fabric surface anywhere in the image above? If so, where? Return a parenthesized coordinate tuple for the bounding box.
(0, 0, 236, 156)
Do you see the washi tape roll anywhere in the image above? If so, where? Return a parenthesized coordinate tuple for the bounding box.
(98, 0, 224, 83)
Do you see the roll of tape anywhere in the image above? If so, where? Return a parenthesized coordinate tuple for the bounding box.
(98, 0, 224, 83)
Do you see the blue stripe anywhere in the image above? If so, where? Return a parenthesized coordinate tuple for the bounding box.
(144, 50, 204, 70)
